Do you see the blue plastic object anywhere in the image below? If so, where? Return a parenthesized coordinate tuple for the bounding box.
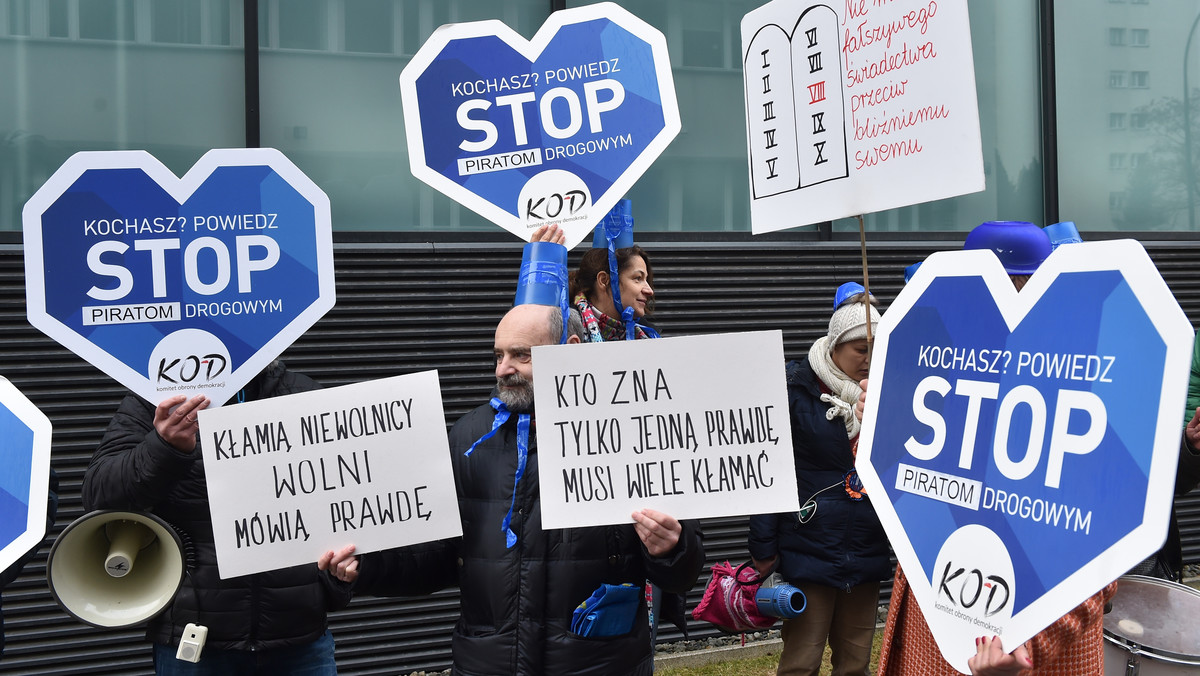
(834, 281, 866, 309)
(592, 199, 635, 250)
(904, 262, 922, 283)
(513, 242, 568, 308)
(513, 241, 569, 344)
(755, 583, 807, 619)
(1044, 221, 1082, 250)
(963, 221, 1051, 275)
(571, 583, 643, 637)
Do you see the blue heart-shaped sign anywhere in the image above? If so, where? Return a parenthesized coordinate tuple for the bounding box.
(399, 2, 679, 248)
(0, 378, 52, 574)
(858, 240, 1192, 671)
(23, 149, 335, 406)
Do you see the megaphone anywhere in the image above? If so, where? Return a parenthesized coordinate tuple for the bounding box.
(46, 510, 186, 627)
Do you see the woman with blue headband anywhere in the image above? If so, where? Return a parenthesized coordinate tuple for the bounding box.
(568, 200, 658, 343)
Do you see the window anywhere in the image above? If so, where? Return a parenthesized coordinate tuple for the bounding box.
(277, 0, 325, 50)
(1130, 113, 1148, 130)
(1131, 0, 1148, 4)
(6, 0, 31, 36)
(1109, 28, 1125, 46)
(1109, 113, 1126, 130)
(344, 0, 393, 54)
(0, 0, 245, 232)
(1130, 71, 1149, 88)
(153, 0, 203, 45)
(1110, 71, 1126, 87)
(79, 0, 136, 41)
(681, 1, 726, 68)
(1109, 153, 1127, 169)
(258, 0, 553, 231)
(1130, 153, 1149, 168)
(1130, 29, 1148, 46)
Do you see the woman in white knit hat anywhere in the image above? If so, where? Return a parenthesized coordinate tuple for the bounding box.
(748, 284, 891, 676)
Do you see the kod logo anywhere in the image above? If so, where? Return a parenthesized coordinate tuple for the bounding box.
(857, 241, 1193, 671)
(400, 3, 679, 248)
(23, 149, 335, 407)
(518, 170, 590, 224)
(932, 526, 1014, 624)
(149, 329, 231, 389)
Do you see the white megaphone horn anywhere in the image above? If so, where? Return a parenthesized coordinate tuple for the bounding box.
(46, 510, 187, 628)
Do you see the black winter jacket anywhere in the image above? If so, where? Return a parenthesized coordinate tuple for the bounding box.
(357, 400, 706, 676)
(748, 359, 891, 590)
(82, 361, 351, 651)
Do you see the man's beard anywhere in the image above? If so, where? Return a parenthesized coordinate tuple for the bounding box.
(496, 373, 534, 413)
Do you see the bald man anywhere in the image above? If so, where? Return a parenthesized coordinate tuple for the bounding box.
(322, 304, 705, 676)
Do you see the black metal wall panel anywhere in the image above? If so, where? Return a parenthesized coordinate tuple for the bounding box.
(1, 240, 1198, 674)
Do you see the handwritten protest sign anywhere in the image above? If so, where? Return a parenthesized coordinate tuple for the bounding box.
(23, 149, 335, 406)
(399, 2, 678, 248)
(198, 371, 461, 579)
(532, 331, 798, 528)
(858, 241, 1193, 671)
(741, 0, 984, 233)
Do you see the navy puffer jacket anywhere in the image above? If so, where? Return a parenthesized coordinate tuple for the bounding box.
(748, 359, 891, 590)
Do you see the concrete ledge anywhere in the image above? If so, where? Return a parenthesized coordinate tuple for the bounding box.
(654, 638, 783, 670)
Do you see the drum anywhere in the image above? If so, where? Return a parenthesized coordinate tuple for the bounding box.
(1103, 575, 1200, 675)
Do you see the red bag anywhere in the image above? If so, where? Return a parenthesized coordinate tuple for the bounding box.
(691, 561, 777, 632)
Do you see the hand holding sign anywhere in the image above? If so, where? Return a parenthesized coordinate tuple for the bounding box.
(631, 508, 681, 557)
(967, 637, 1033, 675)
(155, 395, 209, 452)
(318, 544, 359, 584)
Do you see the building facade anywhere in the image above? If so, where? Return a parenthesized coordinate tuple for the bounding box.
(1, 1, 1198, 673)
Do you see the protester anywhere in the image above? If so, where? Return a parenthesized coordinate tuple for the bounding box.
(566, 202, 685, 646)
(1182, 332, 1200, 495)
(1151, 332, 1200, 577)
(1, 469, 57, 658)
(570, 202, 657, 342)
(82, 361, 350, 675)
(748, 284, 890, 676)
(872, 221, 1117, 675)
(321, 240, 704, 675)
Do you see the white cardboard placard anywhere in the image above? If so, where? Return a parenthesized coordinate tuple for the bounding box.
(741, 0, 984, 233)
(533, 330, 798, 528)
(199, 371, 461, 578)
